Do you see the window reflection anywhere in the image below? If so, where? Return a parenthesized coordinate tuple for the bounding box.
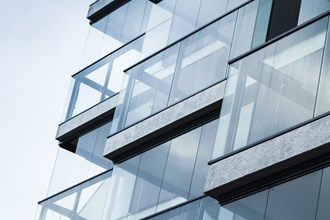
(265, 171, 322, 220)
(213, 17, 329, 159)
(47, 121, 113, 196)
(220, 190, 268, 220)
(106, 119, 218, 219)
(298, 0, 330, 25)
(38, 165, 330, 220)
(111, 11, 237, 133)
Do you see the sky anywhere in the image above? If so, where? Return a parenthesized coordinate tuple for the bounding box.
(0, 0, 91, 219)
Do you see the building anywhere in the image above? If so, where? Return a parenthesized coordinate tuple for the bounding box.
(36, 0, 330, 219)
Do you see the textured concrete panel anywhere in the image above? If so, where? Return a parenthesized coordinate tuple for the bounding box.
(205, 114, 330, 201)
(104, 82, 226, 160)
(56, 94, 118, 141)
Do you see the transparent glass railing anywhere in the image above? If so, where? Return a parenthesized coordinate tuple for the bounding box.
(110, 0, 269, 134)
(38, 119, 218, 220)
(62, 35, 145, 121)
(212, 15, 330, 159)
(36, 170, 112, 220)
(63, 0, 264, 123)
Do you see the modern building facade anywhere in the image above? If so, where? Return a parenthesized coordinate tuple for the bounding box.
(36, 0, 330, 219)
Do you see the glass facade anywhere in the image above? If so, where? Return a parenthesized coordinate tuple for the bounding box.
(212, 16, 330, 159)
(47, 121, 113, 196)
(298, 0, 330, 25)
(39, 119, 219, 220)
(38, 165, 330, 219)
(41, 1, 330, 220)
(145, 166, 330, 220)
(64, 0, 261, 122)
(62, 0, 330, 123)
(110, 0, 266, 134)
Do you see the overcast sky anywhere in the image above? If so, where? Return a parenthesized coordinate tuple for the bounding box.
(0, 0, 91, 219)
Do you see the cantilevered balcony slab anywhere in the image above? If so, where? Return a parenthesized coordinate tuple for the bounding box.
(204, 114, 330, 203)
(56, 94, 118, 142)
(104, 81, 226, 162)
(87, 0, 129, 23)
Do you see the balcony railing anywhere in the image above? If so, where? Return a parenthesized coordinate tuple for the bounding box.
(212, 14, 330, 160)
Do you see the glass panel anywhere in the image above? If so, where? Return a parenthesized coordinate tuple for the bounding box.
(76, 172, 112, 220)
(69, 56, 111, 118)
(145, 3, 173, 32)
(36, 172, 112, 220)
(102, 156, 141, 220)
(213, 17, 328, 159)
(265, 171, 322, 220)
(128, 143, 170, 218)
(107, 36, 145, 95)
(122, 43, 180, 128)
(230, 0, 259, 59)
(197, 197, 221, 220)
(189, 119, 219, 199)
(251, 0, 272, 48)
(72, 82, 102, 117)
(75, 121, 112, 178)
(80, 16, 112, 67)
(157, 127, 202, 211)
(46, 148, 91, 196)
(316, 167, 330, 220)
(142, 19, 173, 56)
(167, 0, 201, 43)
(212, 72, 239, 158)
(298, 0, 330, 25)
(89, 122, 113, 171)
(169, 12, 236, 105)
(150, 199, 201, 220)
(121, 0, 148, 42)
(76, 129, 98, 162)
(148, 197, 221, 220)
(220, 190, 268, 220)
(104, 4, 127, 43)
(197, 0, 228, 27)
(226, 0, 253, 12)
(315, 18, 330, 116)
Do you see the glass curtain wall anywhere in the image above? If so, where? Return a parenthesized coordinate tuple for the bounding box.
(63, 35, 145, 120)
(298, 0, 330, 25)
(145, 166, 330, 220)
(111, 0, 272, 134)
(37, 171, 113, 220)
(39, 119, 218, 220)
(64, 0, 266, 122)
(47, 121, 113, 196)
(37, 165, 330, 220)
(81, 0, 150, 66)
(103, 119, 218, 220)
(212, 16, 330, 159)
(111, 11, 237, 133)
(81, 0, 255, 66)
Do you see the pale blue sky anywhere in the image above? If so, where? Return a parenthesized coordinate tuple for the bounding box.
(0, 0, 91, 219)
